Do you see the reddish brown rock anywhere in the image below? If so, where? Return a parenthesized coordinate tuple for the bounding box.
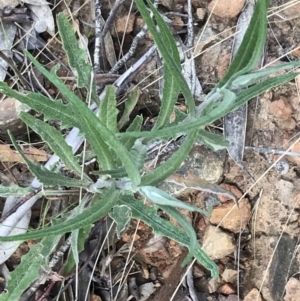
(218, 282, 236, 295)
(217, 183, 243, 203)
(210, 199, 251, 233)
(208, 0, 245, 18)
(268, 96, 294, 120)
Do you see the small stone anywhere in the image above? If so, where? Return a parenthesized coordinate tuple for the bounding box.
(196, 8, 206, 20)
(114, 14, 135, 35)
(268, 96, 294, 119)
(160, 0, 174, 10)
(202, 226, 235, 260)
(90, 294, 102, 301)
(276, 179, 294, 206)
(172, 15, 184, 31)
(208, 0, 245, 18)
(210, 199, 251, 233)
(244, 288, 263, 301)
(280, 118, 296, 131)
(284, 277, 300, 301)
(219, 283, 236, 295)
(217, 183, 243, 203)
(221, 268, 238, 283)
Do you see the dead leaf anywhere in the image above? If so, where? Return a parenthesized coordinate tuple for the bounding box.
(0, 144, 49, 163)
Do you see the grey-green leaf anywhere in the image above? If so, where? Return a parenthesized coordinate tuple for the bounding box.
(25, 51, 141, 188)
(99, 85, 119, 132)
(198, 129, 229, 151)
(139, 185, 210, 216)
(0, 83, 78, 128)
(119, 115, 143, 151)
(135, 0, 196, 116)
(57, 13, 98, 103)
(19, 112, 91, 182)
(109, 205, 131, 238)
(214, 0, 269, 90)
(118, 72, 299, 139)
(118, 88, 140, 130)
(230, 60, 300, 90)
(140, 129, 198, 186)
(8, 132, 90, 188)
(120, 194, 218, 278)
(0, 235, 61, 301)
(0, 188, 119, 242)
(0, 185, 33, 197)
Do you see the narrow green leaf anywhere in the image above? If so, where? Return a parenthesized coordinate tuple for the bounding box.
(230, 60, 300, 89)
(109, 205, 131, 238)
(202, 88, 236, 117)
(8, 131, 90, 188)
(159, 204, 197, 265)
(25, 51, 141, 188)
(141, 129, 198, 186)
(215, 0, 269, 90)
(63, 225, 92, 276)
(93, 167, 127, 178)
(95, 139, 147, 178)
(71, 229, 80, 264)
(0, 235, 61, 301)
(229, 73, 300, 112)
(154, 62, 180, 130)
(118, 72, 299, 139)
(119, 115, 143, 151)
(0, 188, 119, 242)
(57, 13, 98, 103)
(19, 112, 91, 182)
(118, 88, 140, 130)
(198, 129, 229, 151)
(24, 50, 115, 170)
(70, 198, 92, 265)
(139, 186, 210, 216)
(120, 194, 218, 278)
(135, 0, 196, 115)
(99, 86, 119, 132)
(0, 83, 78, 128)
(0, 185, 33, 197)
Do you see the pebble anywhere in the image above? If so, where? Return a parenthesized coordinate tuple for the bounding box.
(208, 0, 245, 18)
(202, 225, 235, 260)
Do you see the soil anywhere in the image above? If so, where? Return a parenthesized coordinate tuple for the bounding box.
(1, 0, 300, 300)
